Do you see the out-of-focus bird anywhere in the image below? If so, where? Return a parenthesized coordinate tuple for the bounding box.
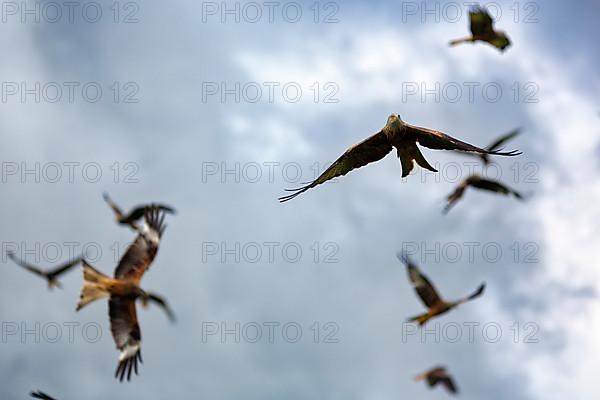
(414, 366, 458, 395)
(449, 6, 511, 52)
(400, 253, 485, 326)
(103, 192, 175, 230)
(30, 391, 57, 400)
(279, 114, 521, 202)
(142, 291, 176, 322)
(76, 207, 173, 382)
(444, 174, 525, 214)
(462, 128, 521, 165)
(6, 252, 82, 289)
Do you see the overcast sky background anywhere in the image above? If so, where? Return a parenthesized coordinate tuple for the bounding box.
(1, 0, 599, 399)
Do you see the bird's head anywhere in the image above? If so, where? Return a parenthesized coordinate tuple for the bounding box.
(386, 113, 405, 131)
(492, 31, 511, 51)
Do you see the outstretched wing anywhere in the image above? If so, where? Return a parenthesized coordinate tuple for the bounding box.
(398, 253, 443, 308)
(109, 296, 142, 382)
(427, 367, 458, 394)
(279, 131, 393, 202)
(438, 375, 458, 394)
(486, 128, 521, 152)
(444, 181, 469, 214)
(457, 283, 486, 305)
(47, 257, 82, 279)
(406, 124, 521, 156)
(146, 292, 176, 323)
(103, 192, 124, 220)
(113, 207, 166, 283)
(30, 391, 57, 400)
(469, 178, 523, 199)
(124, 204, 176, 225)
(7, 252, 46, 278)
(469, 6, 495, 36)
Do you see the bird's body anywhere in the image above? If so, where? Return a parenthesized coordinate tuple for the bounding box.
(444, 174, 525, 213)
(415, 366, 458, 394)
(450, 6, 511, 51)
(76, 207, 173, 382)
(279, 114, 520, 202)
(400, 253, 485, 326)
(6, 252, 81, 289)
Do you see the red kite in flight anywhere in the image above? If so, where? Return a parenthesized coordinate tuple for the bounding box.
(76, 207, 173, 381)
(279, 114, 520, 202)
(400, 253, 485, 326)
(444, 174, 524, 213)
(103, 192, 175, 230)
(30, 391, 56, 400)
(450, 6, 511, 52)
(6, 252, 81, 289)
(415, 366, 458, 395)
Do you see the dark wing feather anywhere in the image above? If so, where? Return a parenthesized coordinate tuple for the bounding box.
(279, 131, 393, 202)
(439, 376, 459, 394)
(7, 252, 46, 278)
(103, 192, 124, 219)
(147, 292, 176, 322)
(406, 124, 521, 156)
(486, 128, 521, 152)
(444, 181, 468, 214)
(113, 207, 166, 283)
(47, 257, 82, 279)
(30, 391, 57, 400)
(470, 7, 494, 36)
(109, 296, 142, 382)
(398, 253, 443, 308)
(123, 204, 176, 225)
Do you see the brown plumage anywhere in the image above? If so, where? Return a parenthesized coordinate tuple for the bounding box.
(449, 6, 511, 52)
(279, 114, 520, 202)
(30, 391, 57, 400)
(103, 192, 175, 230)
(76, 207, 172, 382)
(400, 253, 485, 326)
(415, 366, 458, 395)
(6, 252, 81, 289)
(444, 174, 525, 213)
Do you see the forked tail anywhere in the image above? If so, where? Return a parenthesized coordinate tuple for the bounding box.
(76, 261, 111, 311)
(397, 145, 438, 178)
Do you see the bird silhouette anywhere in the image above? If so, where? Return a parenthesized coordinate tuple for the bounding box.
(449, 6, 511, 52)
(414, 366, 458, 395)
(6, 252, 82, 289)
(400, 253, 485, 326)
(279, 114, 521, 202)
(444, 174, 525, 214)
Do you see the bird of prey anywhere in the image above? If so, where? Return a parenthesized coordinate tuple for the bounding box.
(76, 207, 173, 382)
(463, 128, 521, 165)
(444, 174, 524, 214)
(400, 253, 485, 326)
(414, 366, 458, 395)
(279, 114, 521, 202)
(6, 252, 82, 289)
(449, 6, 511, 52)
(30, 391, 57, 400)
(103, 192, 175, 230)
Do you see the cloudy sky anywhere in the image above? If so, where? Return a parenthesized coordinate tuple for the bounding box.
(1, 0, 599, 399)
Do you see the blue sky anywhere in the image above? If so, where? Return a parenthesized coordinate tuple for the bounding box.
(1, 1, 599, 399)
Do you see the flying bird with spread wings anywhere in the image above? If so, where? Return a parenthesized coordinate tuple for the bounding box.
(30, 391, 57, 400)
(6, 252, 82, 289)
(462, 128, 521, 165)
(400, 253, 485, 326)
(444, 174, 525, 213)
(415, 366, 458, 395)
(279, 114, 521, 202)
(103, 192, 176, 230)
(76, 207, 174, 382)
(449, 6, 511, 51)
